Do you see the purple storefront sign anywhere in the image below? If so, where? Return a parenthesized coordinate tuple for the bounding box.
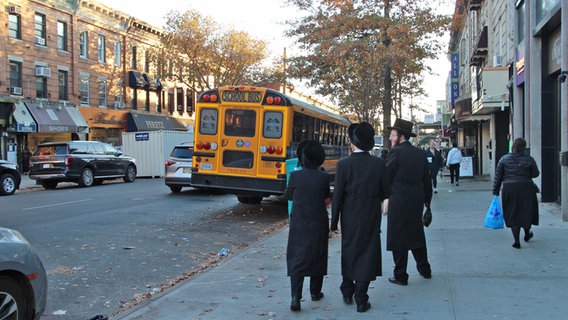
(515, 46, 525, 86)
(451, 53, 460, 108)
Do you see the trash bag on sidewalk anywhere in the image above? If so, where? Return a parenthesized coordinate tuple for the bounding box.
(484, 196, 504, 229)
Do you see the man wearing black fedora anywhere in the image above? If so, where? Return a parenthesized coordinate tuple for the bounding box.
(331, 122, 390, 313)
(385, 118, 433, 286)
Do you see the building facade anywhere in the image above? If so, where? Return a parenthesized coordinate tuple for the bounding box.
(448, 0, 567, 220)
(0, 0, 195, 169)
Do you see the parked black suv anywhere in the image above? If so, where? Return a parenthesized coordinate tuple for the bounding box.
(29, 141, 137, 189)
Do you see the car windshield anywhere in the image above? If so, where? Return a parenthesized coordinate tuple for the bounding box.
(34, 145, 67, 156)
(171, 147, 193, 159)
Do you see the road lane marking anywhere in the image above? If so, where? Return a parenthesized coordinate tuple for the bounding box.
(22, 199, 93, 211)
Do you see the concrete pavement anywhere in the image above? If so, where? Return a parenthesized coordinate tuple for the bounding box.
(20, 175, 568, 319)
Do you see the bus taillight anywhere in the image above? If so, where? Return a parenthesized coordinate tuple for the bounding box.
(202, 94, 218, 102)
(275, 162, 282, 169)
(275, 146, 283, 155)
(203, 142, 211, 150)
(196, 141, 204, 149)
(195, 156, 202, 163)
(267, 146, 275, 154)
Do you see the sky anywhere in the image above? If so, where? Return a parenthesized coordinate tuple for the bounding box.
(97, 0, 452, 117)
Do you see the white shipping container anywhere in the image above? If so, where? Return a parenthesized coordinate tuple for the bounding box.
(122, 129, 194, 177)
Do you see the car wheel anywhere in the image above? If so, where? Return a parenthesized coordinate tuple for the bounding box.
(169, 186, 182, 193)
(41, 181, 58, 190)
(237, 196, 249, 204)
(0, 275, 32, 320)
(0, 173, 17, 195)
(123, 165, 136, 183)
(78, 167, 94, 187)
(247, 196, 263, 204)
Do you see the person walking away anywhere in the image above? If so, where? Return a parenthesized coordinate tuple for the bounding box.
(284, 140, 330, 311)
(331, 122, 390, 313)
(21, 147, 32, 174)
(385, 118, 433, 286)
(492, 137, 540, 249)
(446, 142, 462, 186)
(425, 140, 443, 193)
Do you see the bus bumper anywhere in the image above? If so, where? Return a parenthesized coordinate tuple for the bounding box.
(191, 173, 286, 197)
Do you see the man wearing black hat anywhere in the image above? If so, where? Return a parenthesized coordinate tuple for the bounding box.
(385, 118, 433, 286)
(284, 140, 330, 312)
(331, 122, 390, 313)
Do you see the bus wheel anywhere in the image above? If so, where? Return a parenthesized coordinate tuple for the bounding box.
(238, 196, 262, 204)
(237, 196, 250, 204)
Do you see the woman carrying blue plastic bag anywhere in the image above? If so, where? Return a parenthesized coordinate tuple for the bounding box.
(492, 138, 540, 249)
(484, 196, 504, 229)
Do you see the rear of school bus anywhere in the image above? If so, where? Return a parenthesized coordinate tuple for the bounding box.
(191, 86, 292, 204)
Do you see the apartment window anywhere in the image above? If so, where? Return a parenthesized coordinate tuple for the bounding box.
(36, 76, 47, 99)
(58, 70, 68, 100)
(57, 21, 68, 51)
(34, 13, 46, 46)
(131, 46, 137, 69)
(144, 50, 150, 72)
(80, 74, 90, 105)
(98, 79, 107, 107)
(80, 31, 88, 58)
(98, 36, 106, 63)
(9, 60, 22, 88)
(114, 41, 121, 67)
(8, 13, 21, 39)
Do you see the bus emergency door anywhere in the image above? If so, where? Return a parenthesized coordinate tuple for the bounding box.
(218, 106, 259, 177)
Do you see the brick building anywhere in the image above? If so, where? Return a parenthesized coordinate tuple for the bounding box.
(0, 0, 194, 167)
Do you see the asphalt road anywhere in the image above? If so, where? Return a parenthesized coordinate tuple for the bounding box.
(1, 179, 288, 320)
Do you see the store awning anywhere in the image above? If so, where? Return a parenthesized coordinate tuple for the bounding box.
(10, 102, 37, 132)
(127, 112, 174, 132)
(25, 102, 79, 133)
(171, 117, 193, 131)
(128, 70, 150, 89)
(65, 105, 89, 133)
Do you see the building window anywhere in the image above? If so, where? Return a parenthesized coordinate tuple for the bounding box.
(57, 21, 68, 51)
(34, 13, 46, 46)
(8, 13, 21, 39)
(98, 79, 107, 107)
(58, 70, 68, 100)
(98, 36, 106, 63)
(144, 50, 150, 72)
(9, 60, 22, 88)
(80, 31, 88, 58)
(80, 74, 90, 105)
(114, 41, 121, 67)
(131, 46, 137, 69)
(36, 75, 47, 99)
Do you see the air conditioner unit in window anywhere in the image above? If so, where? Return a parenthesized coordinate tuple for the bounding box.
(35, 67, 51, 77)
(9, 6, 21, 14)
(114, 101, 122, 109)
(10, 87, 22, 95)
(35, 36, 46, 46)
(493, 55, 503, 67)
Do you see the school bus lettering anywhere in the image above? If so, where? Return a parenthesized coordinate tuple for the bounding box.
(222, 91, 262, 103)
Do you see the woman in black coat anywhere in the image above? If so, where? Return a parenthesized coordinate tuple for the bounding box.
(492, 137, 540, 249)
(331, 122, 390, 313)
(284, 140, 330, 312)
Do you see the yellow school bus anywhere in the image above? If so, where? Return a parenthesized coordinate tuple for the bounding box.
(191, 86, 350, 204)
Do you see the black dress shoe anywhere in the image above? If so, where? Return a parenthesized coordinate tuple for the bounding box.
(524, 231, 534, 242)
(343, 295, 353, 305)
(311, 292, 324, 301)
(512, 242, 521, 249)
(357, 302, 371, 313)
(420, 272, 432, 279)
(388, 277, 408, 286)
(290, 297, 301, 311)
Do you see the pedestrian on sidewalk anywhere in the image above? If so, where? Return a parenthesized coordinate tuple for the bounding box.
(284, 140, 330, 311)
(331, 122, 390, 313)
(492, 137, 540, 249)
(446, 142, 463, 186)
(385, 118, 433, 286)
(425, 140, 444, 193)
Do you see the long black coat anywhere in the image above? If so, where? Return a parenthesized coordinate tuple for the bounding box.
(385, 141, 432, 251)
(331, 152, 390, 281)
(284, 168, 330, 277)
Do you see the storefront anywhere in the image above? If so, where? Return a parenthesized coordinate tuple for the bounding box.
(79, 106, 128, 147)
(127, 112, 175, 132)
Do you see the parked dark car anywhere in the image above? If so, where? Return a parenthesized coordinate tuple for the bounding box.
(164, 143, 194, 193)
(29, 141, 137, 189)
(0, 226, 47, 320)
(0, 160, 21, 196)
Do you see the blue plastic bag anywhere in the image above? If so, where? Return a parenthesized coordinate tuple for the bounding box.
(484, 196, 504, 229)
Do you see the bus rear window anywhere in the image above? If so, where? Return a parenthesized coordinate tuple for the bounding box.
(200, 108, 218, 135)
(224, 109, 256, 137)
(263, 111, 283, 139)
(223, 150, 254, 169)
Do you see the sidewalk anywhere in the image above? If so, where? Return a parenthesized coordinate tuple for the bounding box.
(110, 176, 568, 319)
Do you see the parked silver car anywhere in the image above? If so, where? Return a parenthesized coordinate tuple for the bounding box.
(164, 143, 194, 193)
(0, 227, 47, 319)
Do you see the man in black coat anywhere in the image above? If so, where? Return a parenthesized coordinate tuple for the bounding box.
(385, 118, 433, 286)
(331, 122, 390, 313)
